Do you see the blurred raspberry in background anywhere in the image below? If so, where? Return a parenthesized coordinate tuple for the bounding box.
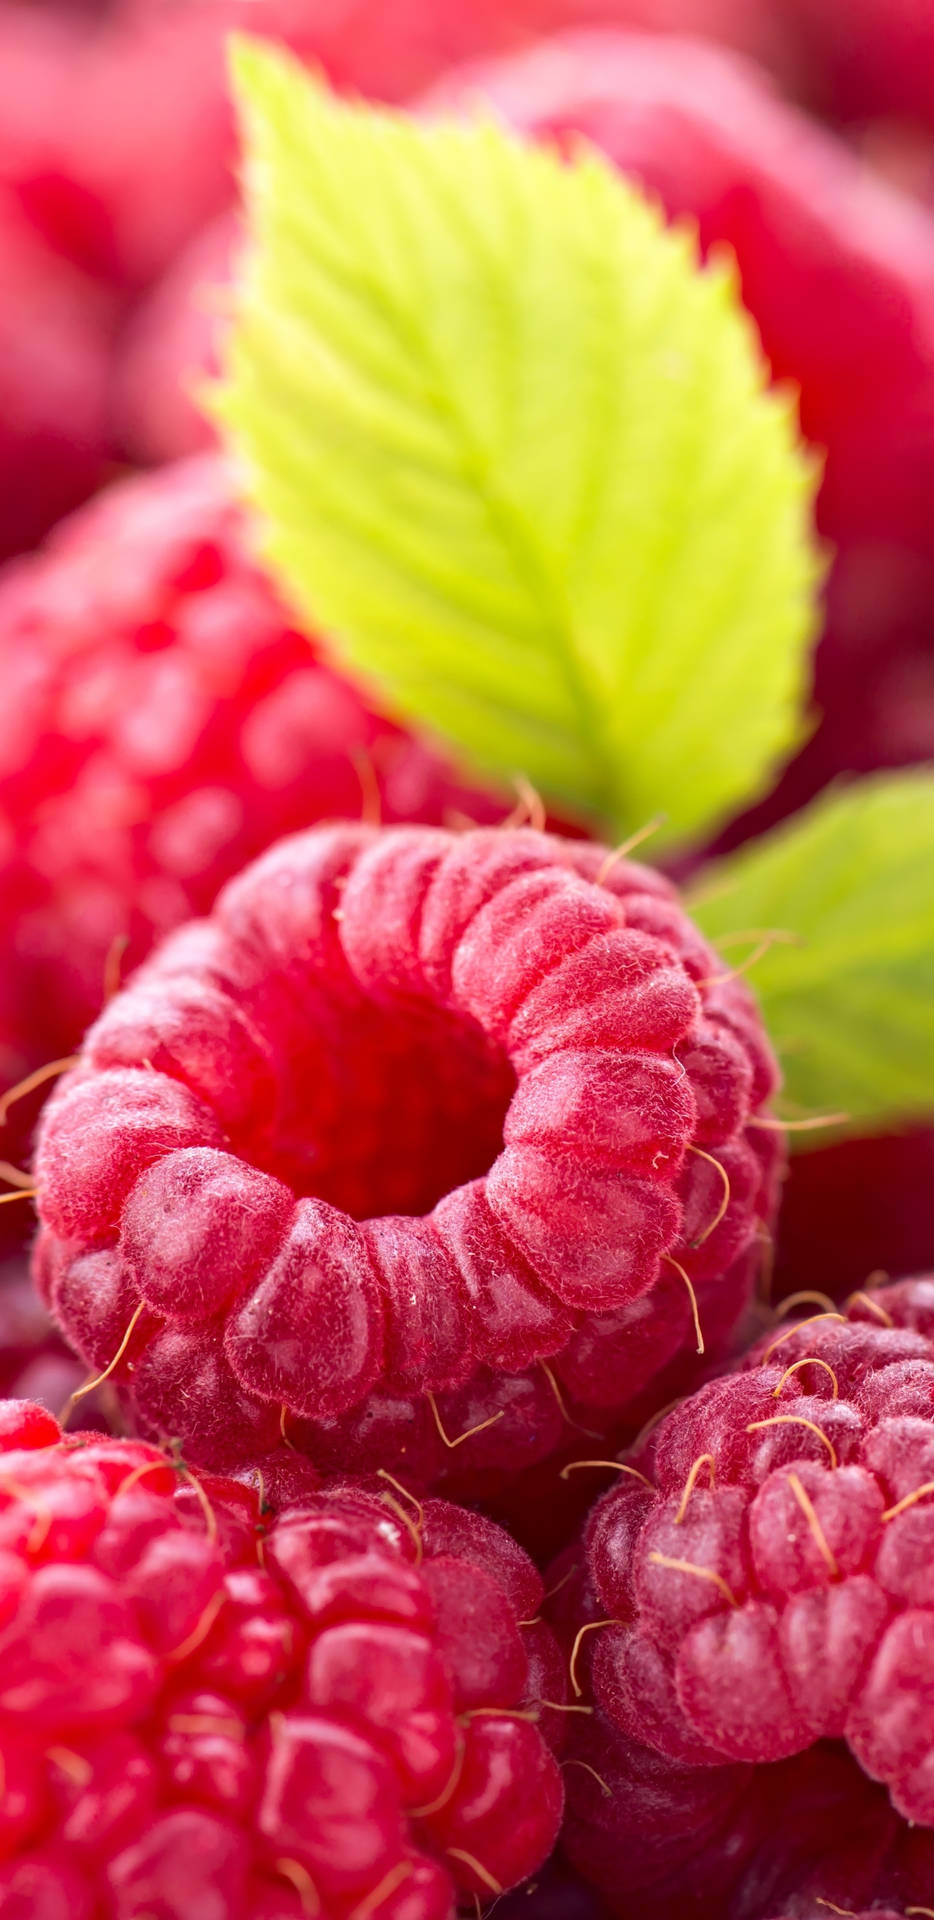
(0, 195, 110, 562)
(6, 0, 934, 576)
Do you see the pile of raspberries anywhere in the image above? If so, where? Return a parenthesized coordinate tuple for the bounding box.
(5, 3, 934, 1917)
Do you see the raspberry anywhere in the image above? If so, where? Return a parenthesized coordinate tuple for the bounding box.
(0, 1, 242, 290)
(0, 189, 109, 561)
(0, 0, 559, 298)
(0, 452, 499, 1102)
(34, 821, 779, 1487)
(494, 1860, 609, 1917)
(558, 1724, 934, 1918)
(426, 30, 934, 825)
(774, 1128, 934, 1304)
(422, 27, 934, 1352)
(0, 1403, 564, 1913)
(556, 1279, 934, 1913)
(114, 209, 238, 466)
(102, 26, 934, 1344)
(0, 1258, 90, 1418)
(788, 0, 934, 139)
(765, 1910, 902, 1919)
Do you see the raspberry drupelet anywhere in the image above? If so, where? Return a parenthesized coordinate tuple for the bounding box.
(0, 1401, 564, 1916)
(33, 821, 780, 1487)
(556, 1279, 934, 1915)
(0, 453, 500, 1095)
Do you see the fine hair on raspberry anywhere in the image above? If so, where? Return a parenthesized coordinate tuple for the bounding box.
(0, 1400, 564, 1916)
(34, 821, 780, 1484)
(557, 1279, 934, 1915)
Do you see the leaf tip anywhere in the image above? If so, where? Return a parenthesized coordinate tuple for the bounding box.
(226, 28, 282, 106)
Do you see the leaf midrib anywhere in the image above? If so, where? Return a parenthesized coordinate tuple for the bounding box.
(387, 290, 614, 816)
(265, 152, 618, 819)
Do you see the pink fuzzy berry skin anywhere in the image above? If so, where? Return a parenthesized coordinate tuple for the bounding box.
(557, 1279, 934, 1915)
(0, 454, 501, 1103)
(0, 189, 110, 563)
(114, 209, 240, 465)
(773, 1127, 934, 1305)
(33, 821, 780, 1488)
(787, 0, 934, 139)
(0, 0, 596, 302)
(0, 1258, 93, 1422)
(557, 1719, 934, 1919)
(0, 1402, 564, 1916)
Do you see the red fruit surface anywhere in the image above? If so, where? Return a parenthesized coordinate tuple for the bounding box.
(33, 820, 780, 1488)
(556, 1279, 934, 1913)
(426, 31, 934, 824)
(0, 1405, 564, 1914)
(0, 0, 590, 298)
(0, 190, 110, 562)
(784, 0, 934, 138)
(0, 0, 797, 306)
(764, 1910, 903, 1920)
(559, 1721, 934, 1919)
(494, 1860, 609, 1917)
(113, 209, 238, 465)
(0, 1, 242, 290)
(773, 1128, 934, 1304)
(0, 1259, 90, 1418)
(0, 453, 499, 1103)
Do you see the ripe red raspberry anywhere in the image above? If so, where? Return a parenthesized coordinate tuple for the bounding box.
(0, 452, 499, 1096)
(114, 209, 238, 466)
(0, 1258, 90, 1416)
(0, 1401, 564, 1914)
(556, 1279, 934, 1913)
(33, 820, 780, 1488)
(0, 189, 109, 561)
(494, 1861, 608, 1918)
(764, 1911, 901, 1919)
(0, 0, 242, 290)
(774, 1128, 934, 1304)
(786, 0, 934, 140)
(558, 1721, 934, 1918)
(0, 0, 564, 298)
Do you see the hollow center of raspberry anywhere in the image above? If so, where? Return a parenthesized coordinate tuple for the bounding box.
(254, 996, 517, 1221)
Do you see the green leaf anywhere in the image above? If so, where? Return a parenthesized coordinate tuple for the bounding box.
(692, 772, 934, 1143)
(216, 38, 821, 848)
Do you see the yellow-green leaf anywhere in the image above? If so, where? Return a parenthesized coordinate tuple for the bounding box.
(693, 772, 934, 1144)
(217, 39, 821, 848)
